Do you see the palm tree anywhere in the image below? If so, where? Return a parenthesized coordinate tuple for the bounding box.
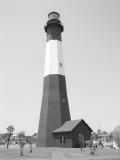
(17, 131, 26, 156)
(6, 125, 15, 148)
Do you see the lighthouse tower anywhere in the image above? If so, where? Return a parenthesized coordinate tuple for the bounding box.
(37, 12, 71, 147)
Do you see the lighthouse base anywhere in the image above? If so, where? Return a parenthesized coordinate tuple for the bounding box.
(37, 74, 71, 147)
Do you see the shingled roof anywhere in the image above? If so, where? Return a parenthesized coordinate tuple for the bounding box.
(53, 119, 82, 133)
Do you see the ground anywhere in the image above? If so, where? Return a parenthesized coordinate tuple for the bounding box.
(0, 145, 120, 160)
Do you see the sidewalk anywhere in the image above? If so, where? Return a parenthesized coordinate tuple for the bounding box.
(52, 151, 67, 160)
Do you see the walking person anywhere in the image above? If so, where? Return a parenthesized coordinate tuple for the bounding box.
(78, 133, 84, 151)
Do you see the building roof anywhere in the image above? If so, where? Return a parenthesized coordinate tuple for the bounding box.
(53, 119, 82, 133)
(53, 119, 93, 134)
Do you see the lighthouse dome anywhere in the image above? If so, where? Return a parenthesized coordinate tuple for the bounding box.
(48, 12, 60, 20)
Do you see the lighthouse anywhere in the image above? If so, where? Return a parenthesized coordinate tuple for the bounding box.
(37, 12, 71, 147)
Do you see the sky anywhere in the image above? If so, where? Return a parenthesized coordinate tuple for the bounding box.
(0, 0, 120, 135)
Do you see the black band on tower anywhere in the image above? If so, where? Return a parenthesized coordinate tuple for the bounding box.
(37, 74, 71, 147)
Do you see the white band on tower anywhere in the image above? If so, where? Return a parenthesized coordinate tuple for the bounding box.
(44, 40, 65, 77)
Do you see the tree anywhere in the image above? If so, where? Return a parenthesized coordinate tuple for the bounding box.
(110, 131, 120, 148)
(109, 132, 114, 140)
(97, 129, 101, 136)
(92, 132, 99, 140)
(17, 131, 26, 156)
(102, 131, 108, 135)
(6, 125, 15, 148)
(32, 133, 38, 144)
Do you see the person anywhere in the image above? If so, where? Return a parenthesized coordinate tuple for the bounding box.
(79, 140, 83, 150)
(90, 132, 95, 155)
(93, 140, 97, 150)
(99, 139, 104, 148)
(78, 134, 84, 151)
(19, 139, 26, 156)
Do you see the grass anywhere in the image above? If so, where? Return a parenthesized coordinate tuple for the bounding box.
(0, 144, 120, 160)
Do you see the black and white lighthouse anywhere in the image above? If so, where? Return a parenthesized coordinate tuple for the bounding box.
(37, 12, 71, 147)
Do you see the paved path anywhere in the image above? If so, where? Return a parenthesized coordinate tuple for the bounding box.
(52, 151, 67, 160)
(0, 145, 120, 160)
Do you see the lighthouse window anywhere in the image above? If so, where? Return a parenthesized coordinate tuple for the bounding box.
(60, 62, 62, 67)
(62, 98, 65, 103)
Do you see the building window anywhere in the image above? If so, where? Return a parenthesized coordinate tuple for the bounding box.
(60, 136, 65, 144)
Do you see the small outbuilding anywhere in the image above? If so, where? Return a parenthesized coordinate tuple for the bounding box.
(53, 119, 93, 148)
